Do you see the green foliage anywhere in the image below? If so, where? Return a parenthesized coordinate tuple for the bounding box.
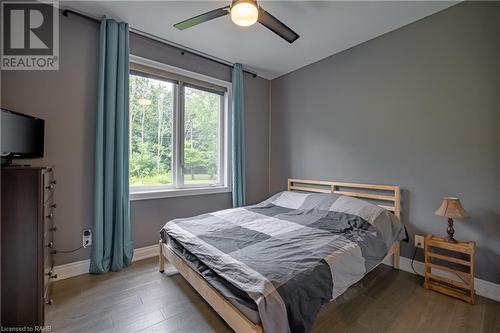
(184, 87, 219, 181)
(129, 74, 220, 186)
(184, 144, 207, 170)
(130, 142, 156, 178)
(130, 172, 172, 185)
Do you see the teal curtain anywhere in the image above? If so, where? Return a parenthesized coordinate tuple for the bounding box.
(90, 18, 133, 274)
(232, 63, 246, 208)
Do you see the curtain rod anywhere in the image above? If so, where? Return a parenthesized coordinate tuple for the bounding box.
(61, 9, 258, 78)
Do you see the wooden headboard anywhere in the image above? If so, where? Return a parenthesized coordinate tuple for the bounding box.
(287, 178, 401, 219)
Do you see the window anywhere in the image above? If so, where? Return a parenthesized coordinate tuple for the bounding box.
(129, 74, 174, 187)
(183, 86, 222, 186)
(129, 57, 231, 200)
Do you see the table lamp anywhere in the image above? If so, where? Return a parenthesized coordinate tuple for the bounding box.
(435, 197, 470, 243)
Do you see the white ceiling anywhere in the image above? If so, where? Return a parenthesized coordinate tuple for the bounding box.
(64, 1, 456, 79)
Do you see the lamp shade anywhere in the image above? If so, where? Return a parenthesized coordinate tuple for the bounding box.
(435, 197, 470, 219)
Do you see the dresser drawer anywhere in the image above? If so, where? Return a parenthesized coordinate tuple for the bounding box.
(43, 170, 56, 203)
(44, 250, 54, 301)
(44, 273, 53, 302)
(44, 240, 54, 263)
(44, 258, 53, 286)
(43, 209, 54, 265)
(43, 203, 55, 231)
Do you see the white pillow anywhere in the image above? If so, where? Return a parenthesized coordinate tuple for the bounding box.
(272, 191, 311, 209)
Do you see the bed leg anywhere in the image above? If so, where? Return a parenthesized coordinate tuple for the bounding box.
(393, 242, 400, 270)
(159, 240, 165, 273)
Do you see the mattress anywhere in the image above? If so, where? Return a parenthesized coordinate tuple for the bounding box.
(164, 234, 261, 324)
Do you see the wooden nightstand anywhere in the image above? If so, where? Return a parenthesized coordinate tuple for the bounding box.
(424, 234, 476, 304)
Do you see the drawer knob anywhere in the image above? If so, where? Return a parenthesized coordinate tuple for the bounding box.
(51, 180, 57, 185)
(46, 213, 54, 219)
(51, 274, 58, 279)
(46, 242, 53, 248)
(45, 184, 54, 190)
(46, 298, 53, 305)
(51, 226, 57, 231)
(51, 204, 57, 209)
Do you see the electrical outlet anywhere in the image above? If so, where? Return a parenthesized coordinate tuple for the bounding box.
(82, 229, 92, 248)
(414, 235, 424, 248)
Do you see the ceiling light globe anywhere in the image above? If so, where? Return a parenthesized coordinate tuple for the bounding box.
(231, 2, 258, 27)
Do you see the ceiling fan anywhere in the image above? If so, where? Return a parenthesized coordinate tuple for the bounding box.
(174, 0, 300, 44)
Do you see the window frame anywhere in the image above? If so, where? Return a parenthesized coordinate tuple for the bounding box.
(129, 55, 232, 201)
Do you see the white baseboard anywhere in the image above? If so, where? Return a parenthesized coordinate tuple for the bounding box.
(132, 244, 159, 262)
(53, 259, 90, 280)
(53, 244, 158, 281)
(382, 256, 500, 302)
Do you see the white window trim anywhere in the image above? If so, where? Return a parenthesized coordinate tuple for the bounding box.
(129, 55, 232, 201)
(130, 186, 232, 201)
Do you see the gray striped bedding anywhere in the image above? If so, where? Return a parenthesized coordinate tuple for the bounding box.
(161, 191, 406, 333)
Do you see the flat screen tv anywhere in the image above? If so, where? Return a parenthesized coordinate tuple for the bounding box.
(1, 108, 44, 164)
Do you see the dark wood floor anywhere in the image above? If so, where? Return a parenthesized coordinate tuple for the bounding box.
(47, 257, 500, 333)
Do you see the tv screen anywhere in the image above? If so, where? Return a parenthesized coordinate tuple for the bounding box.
(1, 108, 44, 159)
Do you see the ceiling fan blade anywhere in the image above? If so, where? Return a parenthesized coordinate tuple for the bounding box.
(257, 7, 299, 44)
(174, 6, 230, 30)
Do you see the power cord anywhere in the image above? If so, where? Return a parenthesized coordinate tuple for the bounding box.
(53, 246, 84, 254)
(412, 240, 469, 284)
(410, 245, 419, 275)
(454, 271, 469, 284)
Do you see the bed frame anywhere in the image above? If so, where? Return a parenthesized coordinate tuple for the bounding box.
(159, 178, 401, 333)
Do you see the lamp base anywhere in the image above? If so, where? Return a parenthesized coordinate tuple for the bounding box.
(446, 218, 457, 243)
(444, 235, 458, 243)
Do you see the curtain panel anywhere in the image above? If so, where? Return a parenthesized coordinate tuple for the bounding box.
(90, 18, 133, 274)
(232, 63, 246, 208)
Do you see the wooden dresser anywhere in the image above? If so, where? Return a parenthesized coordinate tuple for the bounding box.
(1, 166, 57, 327)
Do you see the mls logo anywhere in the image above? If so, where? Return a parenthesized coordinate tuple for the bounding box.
(1, 1, 59, 70)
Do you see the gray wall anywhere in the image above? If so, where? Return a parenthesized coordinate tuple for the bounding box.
(270, 2, 500, 284)
(0, 12, 270, 265)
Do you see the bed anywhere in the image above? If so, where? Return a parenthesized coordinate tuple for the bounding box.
(159, 179, 406, 333)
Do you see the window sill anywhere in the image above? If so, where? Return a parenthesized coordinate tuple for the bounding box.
(130, 186, 231, 201)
